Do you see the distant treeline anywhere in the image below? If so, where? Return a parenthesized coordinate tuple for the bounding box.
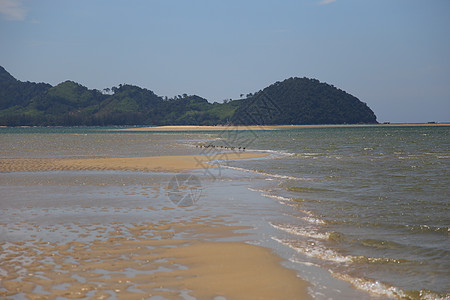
(0, 66, 377, 126)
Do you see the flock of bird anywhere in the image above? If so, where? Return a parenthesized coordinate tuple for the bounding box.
(196, 143, 246, 151)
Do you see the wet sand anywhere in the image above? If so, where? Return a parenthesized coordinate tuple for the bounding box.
(0, 220, 310, 299)
(0, 152, 269, 173)
(0, 151, 311, 299)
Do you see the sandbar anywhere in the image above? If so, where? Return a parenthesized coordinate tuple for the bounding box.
(121, 125, 279, 131)
(0, 152, 269, 173)
(121, 123, 450, 131)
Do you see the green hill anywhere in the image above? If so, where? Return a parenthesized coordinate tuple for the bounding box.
(0, 66, 377, 126)
(232, 77, 377, 125)
(0, 66, 51, 111)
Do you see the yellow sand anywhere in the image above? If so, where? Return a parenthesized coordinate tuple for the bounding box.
(121, 125, 279, 131)
(0, 152, 269, 173)
(165, 241, 311, 299)
(122, 123, 450, 131)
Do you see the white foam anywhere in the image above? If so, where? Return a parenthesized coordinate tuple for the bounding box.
(223, 165, 310, 181)
(248, 187, 266, 193)
(330, 271, 407, 299)
(302, 153, 321, 156)
(271, 237, 353, 263)
(279, 201, 302, 209)
(295, 153, 322, 159)
(421, 292, 450, 300)
(300, 216, 327, 225)
(270, 223, 329, 240)
(262, 193, 292, 202)
(288, 257, 320, 267)
(246, 148, 296, 156)
(283, 211, 326, 225)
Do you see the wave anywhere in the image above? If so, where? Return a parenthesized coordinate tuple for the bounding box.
(248, 189, 322, 223)
(248, 188, 311, 205)
(248, 188, 303, 204)
(358, 238, 406, 250)
(280, 203, 318, 218)
(261, 193, 293, 202)
(288, 257, 320, 267)
(405, 224, 450, 235)
(351, 255, 417, 265)
(245, 148, 296, 157)
(350, 237, 450, 266)
(301, 216, 327, 225)
(436, 155, 450, 159)
(330, 271, 408, 299)
(271, 237, 353, 263)
(325, 219, 450, 236)
(247, 187, 268, 193)
(270, 223, 330, 240)
(330, 271, 449, 300)
(283, 213, 327, 225)
(273, 236, 449, 299)
(285, 186, 331, 193)
(223, 165, 311, 181)
(271, 228, 421, 264)
(247, 188, 300, 202)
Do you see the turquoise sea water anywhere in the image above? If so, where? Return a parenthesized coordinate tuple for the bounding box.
(0, 125, 449, 299)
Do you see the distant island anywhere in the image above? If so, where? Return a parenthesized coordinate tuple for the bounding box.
(0, 66, 377, 126)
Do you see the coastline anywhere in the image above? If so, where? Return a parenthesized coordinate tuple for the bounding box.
(120, 123, 450, 131)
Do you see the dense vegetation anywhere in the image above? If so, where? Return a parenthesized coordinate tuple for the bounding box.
(0, 66, 377, 126)
(232, 78, 377, 125)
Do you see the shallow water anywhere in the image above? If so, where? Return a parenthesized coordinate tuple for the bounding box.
(0, 126, 449, 299)
(222, 126, 450, 299)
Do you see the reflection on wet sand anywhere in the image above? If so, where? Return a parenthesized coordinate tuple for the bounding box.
(1, 218, 310, 299)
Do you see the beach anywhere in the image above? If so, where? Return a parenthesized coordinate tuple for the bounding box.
(0, 134, 309, 300)
(0, 219, 309, 299)
(1, 125, 448, 300)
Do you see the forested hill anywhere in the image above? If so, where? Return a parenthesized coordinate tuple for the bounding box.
(232, 77, 377, 125)
(0, 66, 377, 126)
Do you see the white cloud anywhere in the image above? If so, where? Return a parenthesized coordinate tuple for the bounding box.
(0, 0, 26, 21)
(319, 0, 336, 5)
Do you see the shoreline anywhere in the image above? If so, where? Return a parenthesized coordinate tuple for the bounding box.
(120, 123, 450, 131)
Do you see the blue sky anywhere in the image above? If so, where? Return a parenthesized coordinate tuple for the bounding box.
(1, 0, 449, 123)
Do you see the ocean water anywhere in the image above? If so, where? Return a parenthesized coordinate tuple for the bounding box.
(220, 126, 450, 300)
(0, 125, 449, 299)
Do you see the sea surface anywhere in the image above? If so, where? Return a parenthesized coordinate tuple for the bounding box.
(221, 126, 450, 300)
(0, 125, 449, 300)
